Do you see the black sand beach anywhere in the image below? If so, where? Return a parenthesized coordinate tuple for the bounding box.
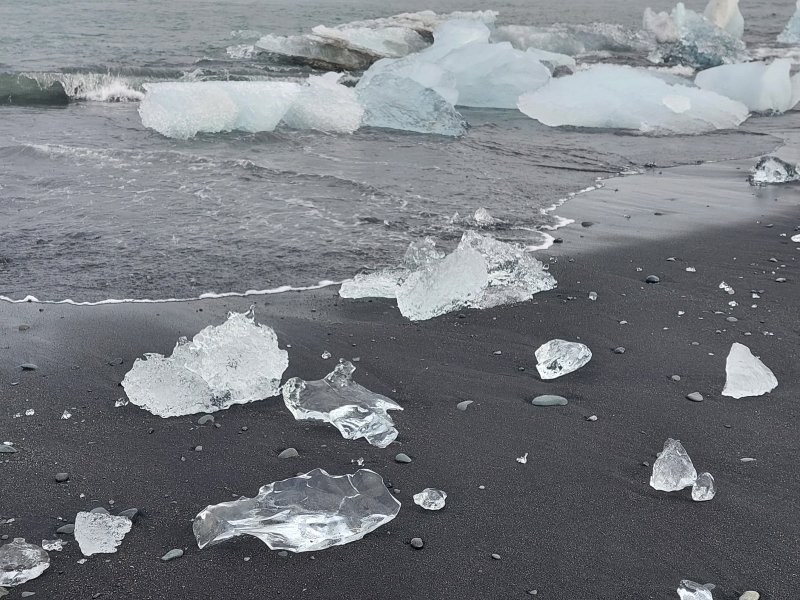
(2, 157, 798, 599)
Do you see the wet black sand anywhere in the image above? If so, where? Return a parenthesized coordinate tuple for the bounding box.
(1, 166, 799, 599)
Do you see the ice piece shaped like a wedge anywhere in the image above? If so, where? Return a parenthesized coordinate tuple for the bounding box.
(749, 156, 800, 185)
(695, 60, 799, 113)
(282, 361, 403, 447)
(193, 468, 400, 552)
(779, 0, 800, 44)
(413, 488, 447, 510)
(122, 308, 288, 417)
(692, 472, 716, 501)
(74, 512, 132, 557)
(535, 339, 592, 380)
(0, 538, 50, 587)
(722, 342, 778, 399)
(677, 580, 716, 600)
(650, 438, 698, 492)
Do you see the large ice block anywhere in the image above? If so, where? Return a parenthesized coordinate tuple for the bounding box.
(695, 60, 800, 113)
(193, 468, 400, 552)
(778, 1, 800, 44)
(122, 309, 288, 417)
(535, 339, 592, 379)
(74, 512, 132, 556)
(518, 64, 749, 134)
(650, 438, 697, 492)
(749, 155, 800, 185)
(281, 73, 364, 133)
(721, 342, 778, 398)
(282, 360, 403, 447)
(0, 539, 49, 587)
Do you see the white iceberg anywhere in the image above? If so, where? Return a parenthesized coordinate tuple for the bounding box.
(0, 538, 49, 587)
(74, 512, 132, 556)
(749, 156, 800, 185)
(722, 342, 778, 398)
(535, 339, 592, 380)
(695, 60, 800, 113)
(778, 0, 800, 44)
(518, 64, 749, 134)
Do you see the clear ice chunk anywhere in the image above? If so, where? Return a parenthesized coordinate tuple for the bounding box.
(749, 156, 800, 185)
(0, 538, 49, 587)
(677, 580, 716, 600)
(280, 72, 364, 133)
(703, 0, 744, 39)
(535, 339, 592, 380)
(650, 438, 698, 492)
(74, 512, 132, 557)
(722, 342, 778, 399)
(518, 64, 749, 134)
(692, 472, 716, 501)
(282, 361, 403, 447)
(41, 539, 63, 552)
(413, 488, 447, 510)
(193, 468, 400, 552)
(122, 308, 288, 417)
(778, 0, 800, 44)
(695, 60, 800, 113)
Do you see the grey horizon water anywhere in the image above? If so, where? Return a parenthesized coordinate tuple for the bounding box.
(0, 0, 794, 302)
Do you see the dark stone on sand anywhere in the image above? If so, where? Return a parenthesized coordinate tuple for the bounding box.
(686, 392, 704, 402)
(456, 401, 473, 411)
(278, 447, 299, 459)
(90, 507, 109, 515)
(119, 508, 138, 520)
(726, 316, 739, 322)
(56, 524, 74, 534)
(410, 538, 424, 549)
(645, 275, 660, 284)
(107, 357, 124, 366)
(54, 473, 69, 483)
(553, 238, 563, 243)
(278, 550, 289, 558)
(613, 347, 625, 354)
(671, 375, 681, 381)
(161, 549, 183, 561)
(19, 363, 38, 371)
(776, 278, 787, 283)
(531, 395, 568, 407)
(18, 324, 30, 331)
(395, 453, 412, 463)
(197, 415, 215, 425)
(581, 221, 594, 228)
(491, 553, 501, 560)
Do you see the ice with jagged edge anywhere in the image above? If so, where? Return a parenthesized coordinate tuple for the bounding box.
(518, 64, 749, 134)
(691, 472, 716, 501)
(0, 538, 50, 587)
(695, 59, 800, 113)
(650, 438, 697, 492)
(282, 360, 403, 447)
(74, 512, 132, 556)
(413, 488, 447, 510)
(644, 1, 748, 68)
(678, 580, 716, 600)
(281, 73, 364, 133)
(122, 308, 288, 417)
(193, 468, 400, 552)
(535, 339, 592, 380)
(491, 22, 650, 57)
(779, 0, 800, 44)
(722, 342, 778, 399)
(749, 155, 800, 185)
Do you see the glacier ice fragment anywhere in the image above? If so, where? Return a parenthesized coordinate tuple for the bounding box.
(74, 512, 132, 556)
(749, 156, 800, 185)
(193, 468, 400, 552)
(41, 539, 63, 552)
(650, 438, 697, 492)
(122, 308, 288, 417)
(691, 472, 716, 501)
(778, 0, 800, 44)
(722, 342, 778, 399)
(282, 361, 402, 447)
(280, 73, 364, 133)
(677, 580, 716, 600)
(703, 0, 744, 39)
(695, 60, 799, 113)
(413, 488, 447, 510)
(0, 539, 49, 587)
(535, 340, 592, 380)
(491, 23, 649, 57)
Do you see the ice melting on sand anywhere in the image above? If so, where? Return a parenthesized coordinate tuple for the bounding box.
(749, 156, 800, 185)
(535, 339, 592, 380)
(413, 488, 447, 510)
(722, 342, 778, 399)
(518, 64, 748, 134)
(677, 580, 716, 600)
(193, 468, 400, 552)
(282, 360, 403, 447)
(778, 0, 800, 44)
(0, 538, 49, 587)
(122, 308, 288, 417)
(74, 512, 132, 556)
(691, 472, 716, 501)
(695, 60, 800, 113)
(650, 438, 714, 501)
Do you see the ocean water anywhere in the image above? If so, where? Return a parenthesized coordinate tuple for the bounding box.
(0, 0, 795, 301)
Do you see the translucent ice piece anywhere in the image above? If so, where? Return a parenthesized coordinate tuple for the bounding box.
(280, 72, 364, 133)
(692, 472, 716, 501)
(695, 60, 799, 113)
(413, 488, 447, 510)
(778, 0, 800, 44)
(749, 156, 800, 185)
(677, 580, 716, 600)
(535, 339, 592, 380)
(41, 539, 63, 552)
(0, 538, 49, 587)
(74, 512, 132, 556)
(650, 438, 698, 492)
(491, 23, 649, 57)
(122, 308, 288, 417)
(193, 468, 400, 552)
(282, 361, 403, 447)
(255, 33, 376, 70)
(722, 342, 778, 399)
(703, 0, 744, 39)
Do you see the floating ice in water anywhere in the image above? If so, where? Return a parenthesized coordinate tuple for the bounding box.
(535, 340, 592, 380)
(413, 488, 447, 510)
(718, 281, 735, 295)
(280, 73, 364, 133)
(74, 512, 132, 556)
(41, 539, 63, 552)
(491, 22, 649, 57)
(523, 47, 577, 72)
(0, 538, 50, 587)
(473, 207, 497, 226)
(255, 33, 378, 70)
(692, 472, 716, 501)
(778, 0, 800, 44)
(749, 156, 800, 185)
(677, 580, 716, 600)
(122, 309, 288, 417)
(518, 64, 748, 134)
(722, 342, 778, 399)
(193, 468, 400, 552)
(703, 0, 744, 39)
(282, 361, 403, 447)
(309, 25, 429, 59)
(650, 438, 697, 492)
(695, 60, 800, 113)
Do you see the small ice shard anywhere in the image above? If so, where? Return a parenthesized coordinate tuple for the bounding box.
(778, 0, 800, 44)
(282, 361, 403, 447)
(695, 60, 800, 113)
(703, 0, 744, 39)
(692, 472, 716, 501)
(280, 72, 364, 133)
(650, 438, 697, 492)
(61, 410, 71, 420)
(40, 540, 63, 552)
(74, 512, 132, 556)
(114, 398, 129, 407)
(413, 488, 447, 510)
(535, 340, 592, 380)
(321, 351, 332, 360)
(193, 468, 400, 552)
(748, 156, 800, 185)
(122, 308, 288, 417)
(719, 281, 735, 295)
(722, 342, 778, 399)
(516, 453, 529, 464)
(24, 409, 34, 416)
(0, 539, 49, 587)
(678, 580, 716, 600)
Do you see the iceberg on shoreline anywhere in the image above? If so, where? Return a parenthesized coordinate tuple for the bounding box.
(695, 59, 800, 113)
